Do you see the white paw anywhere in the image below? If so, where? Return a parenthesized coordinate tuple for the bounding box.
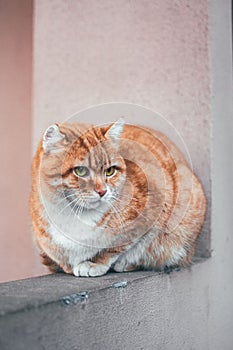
(73, 261, 109, 277)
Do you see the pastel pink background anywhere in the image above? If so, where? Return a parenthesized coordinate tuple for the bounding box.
(0, 0, 36, 282)
(0, 0, 211, 282)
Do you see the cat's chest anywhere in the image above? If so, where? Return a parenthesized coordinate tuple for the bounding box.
(43, 199, 107, 245)
(46, 223, 101, 266)
(47, 219, 104, 249)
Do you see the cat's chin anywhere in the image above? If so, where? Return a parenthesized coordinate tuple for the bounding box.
(83, 200, 102, 210)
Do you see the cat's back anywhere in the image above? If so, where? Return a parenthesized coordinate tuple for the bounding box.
(121, 123, 189, 170)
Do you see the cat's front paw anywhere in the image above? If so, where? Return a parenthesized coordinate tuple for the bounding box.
(114, 258, 137, 272)
(73, 261, 109, 277)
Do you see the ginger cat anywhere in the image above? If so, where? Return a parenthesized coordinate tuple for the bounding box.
(30, 119, 206, 277)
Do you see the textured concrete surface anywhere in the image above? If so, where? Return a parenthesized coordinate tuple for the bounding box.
(0, 254, 232, 349)
(0, 262, 215, 350)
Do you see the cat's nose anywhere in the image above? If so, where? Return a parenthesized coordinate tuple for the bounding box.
(95, 189, 107, 198)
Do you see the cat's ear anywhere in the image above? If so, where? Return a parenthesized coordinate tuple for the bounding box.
(42, 124, 65, 152)
(105, 118, 125, 143)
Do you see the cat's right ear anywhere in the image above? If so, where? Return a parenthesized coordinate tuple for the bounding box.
(42, 124, 65, 153)
(105, 118, 125, 144)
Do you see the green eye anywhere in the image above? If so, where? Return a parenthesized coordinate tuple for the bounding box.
(73, 166, 89, 177)
(105, 166, 116, 177)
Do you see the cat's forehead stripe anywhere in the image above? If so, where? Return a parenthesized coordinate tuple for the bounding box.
(76, 128, 103, 155)
(89, 143, 110, 170)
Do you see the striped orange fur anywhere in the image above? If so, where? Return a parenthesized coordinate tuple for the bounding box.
(30, 119, 206, 277)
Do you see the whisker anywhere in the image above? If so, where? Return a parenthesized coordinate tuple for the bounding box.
(62, 198, 80, 228)
(73, 198, 84, 222)
(54, 193, 76, 206)
(57, 196, 79, 216)
(108, 201, 125, 235)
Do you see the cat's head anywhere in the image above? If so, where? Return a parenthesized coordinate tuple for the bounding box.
(40, 119, 126, 211)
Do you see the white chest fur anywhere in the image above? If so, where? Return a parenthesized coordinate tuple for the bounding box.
(43, 199, 113, 267)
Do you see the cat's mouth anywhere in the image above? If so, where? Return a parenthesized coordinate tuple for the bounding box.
(65, 194, 101, 210)
(84, 199, 101, 210)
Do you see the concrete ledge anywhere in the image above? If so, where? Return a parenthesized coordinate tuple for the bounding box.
(0, 259, 210, 350)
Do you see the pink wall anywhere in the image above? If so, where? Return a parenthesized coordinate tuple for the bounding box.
(33, 0, 211, 257)
(0, 0, 211, 282)
(0, 0, 35, 282)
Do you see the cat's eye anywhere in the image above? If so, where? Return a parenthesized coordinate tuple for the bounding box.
(73, 166, 89, 178)
(105, 166, 116, 177)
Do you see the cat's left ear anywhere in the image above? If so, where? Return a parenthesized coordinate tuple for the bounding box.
(43, 124, 65, 152)
(105, 118, 125, 143)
